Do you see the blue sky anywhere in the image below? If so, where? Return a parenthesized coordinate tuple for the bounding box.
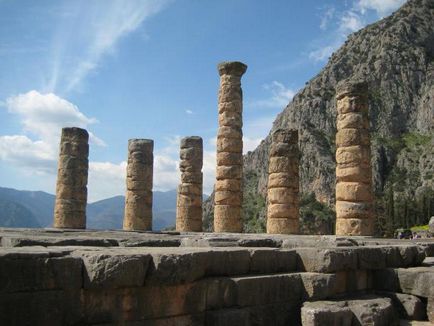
(0, 0, 405, 201)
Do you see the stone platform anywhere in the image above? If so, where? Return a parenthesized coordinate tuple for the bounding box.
(0, 228, 433, 325)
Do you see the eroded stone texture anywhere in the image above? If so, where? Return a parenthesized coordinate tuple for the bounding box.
(176, 137, 203, 232)
(267, 129, 299, 234)
(123, 139, 153, 231)
(335, 80, 374, 236)
(53, 127, 89, 229)
(214, 61, 247, 233)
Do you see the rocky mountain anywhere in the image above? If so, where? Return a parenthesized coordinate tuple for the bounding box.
(205, 0, 434, 234)
(0, 187, 179, 230)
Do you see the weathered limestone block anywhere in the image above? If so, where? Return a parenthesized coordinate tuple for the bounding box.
(301, 301, 353, 326)
(376, 291, 427, 320)
(296, 247, 358, 273)
(214, 61, 247, 233)
(346, 296, 398, 326)
(267, 129, 299, 234)
(176, 136, 203, 232)
(299, 272, 337, 300)
(80, 282, 208, 323)
(147, 248, 251, 285)
(356, 246, 387, 269)
(0, 254, 82, 293)
(248, 249, 297, 274)
(335, 79, 374, 236)
(373, 267, 434, 298)
(72, 250, 152, 289)
(0, 290, 81, 326)
(53, 127, 89, 229)
(428, 297, 434, 323)
(334, 270, 373, 293)
(227, 273, 301, 307)
(123, 139, 153, 231)
(145, 314, 205, 326)
(206, 308, 250, 326)
(302, 296, 398, 326)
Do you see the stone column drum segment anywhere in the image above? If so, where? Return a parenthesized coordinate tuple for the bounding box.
(266, 129, 300, 234)
(123, 139, 154, 231)
(53, 127, 89, 229)
(214, 61, 247, 233)
(335, 80, 374, 236)
(176, 136, 203, 232)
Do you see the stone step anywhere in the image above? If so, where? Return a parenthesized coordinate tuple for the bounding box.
(301, 295, 399, 326)
(373, 267, 434, 298)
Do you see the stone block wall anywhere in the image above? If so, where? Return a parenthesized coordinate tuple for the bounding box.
(0, 230, 433, 325)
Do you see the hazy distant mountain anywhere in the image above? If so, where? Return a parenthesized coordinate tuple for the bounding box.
(0, 187, 54, 227)
(86, 190, 179, 230)
(0, 198, 41, 228)
(0, 187, 185, 231)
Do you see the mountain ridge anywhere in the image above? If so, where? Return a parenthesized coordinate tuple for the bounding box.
(204, 0, 434, 233)
(0, 187, 179, 230)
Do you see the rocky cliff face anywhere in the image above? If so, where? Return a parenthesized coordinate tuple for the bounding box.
(205, 0, 434, 232)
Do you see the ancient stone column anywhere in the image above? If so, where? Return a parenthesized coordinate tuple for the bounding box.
(266, 129, 299, 234)
(53, 127, 89, 229)
(123, 139, 153, 231)
(335, 80, 374, 236)
(214, 61, 247, 233)
(176, 136, 203, 232)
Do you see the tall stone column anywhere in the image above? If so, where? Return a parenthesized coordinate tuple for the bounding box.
(214, 61, 247, 233)
(266, 129, 299, 234)
(53, 127, 89, 229)
(176, 136, 203, 232)
(123, 139, 153, 231)
(335, 80, 374, 236)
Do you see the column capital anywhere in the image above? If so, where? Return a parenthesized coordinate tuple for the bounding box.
(272, 129, 298, 144)
(61, 127, 89, 141)
(128, 139, 154, 152)
(336, 79, 368, 100)
(217, 61, 247, 77)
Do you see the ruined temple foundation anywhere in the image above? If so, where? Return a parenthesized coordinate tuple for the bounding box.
(0, 228, 433, 325)
(53, 127, 89, 229)
(267, 129, 300, 234)
(123, 139, 153, 231)
(335, 80, 374, 236)
(214, 61, 247, 233)
(176, 136, 203, 232)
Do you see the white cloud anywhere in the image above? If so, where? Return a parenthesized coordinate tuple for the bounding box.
(47, 0, 172, 93)
(250, 81, 296, 109)
(243, 137, 263, 153)
(357, 0, 405, 16)
(0, 135, 56, 174)
(309, 45, 335, 62)
(185, 109, 193, 114)
(0, 91, 107, 199)
(243, 115, 275, 153)
(88, 161, 127, 202)
(339, 11, 364, 33)
(154, 154, 179, 191)
(309, 0, 405, 63)
(320, 7, 335, 30)
(5, 90, 99, 142)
